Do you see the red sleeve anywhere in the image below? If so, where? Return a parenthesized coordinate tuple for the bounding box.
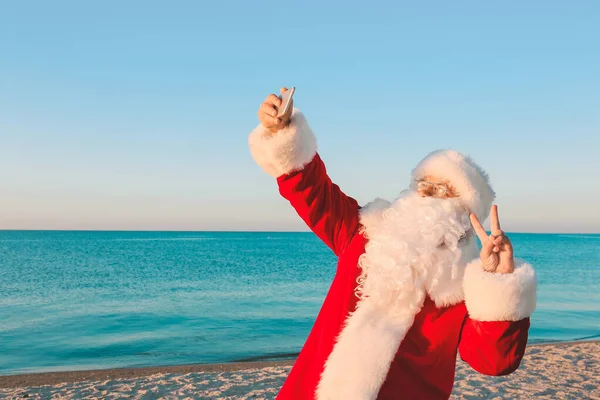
(277, 153, 360, 256)
(458, 317, 530, 376)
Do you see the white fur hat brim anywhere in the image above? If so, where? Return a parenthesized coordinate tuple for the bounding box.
(411, 149, 495, 221)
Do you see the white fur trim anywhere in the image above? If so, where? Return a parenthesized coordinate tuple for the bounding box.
(316, 303, 415, 400)
(411, 149, 496, 221)
(248, 109, 317, 177)
(358, 198, 391, 237)
(463, 258, 537, 322)
(317, 200, 420, 400)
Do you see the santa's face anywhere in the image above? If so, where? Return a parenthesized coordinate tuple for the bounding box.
(412, 175, 475, 246)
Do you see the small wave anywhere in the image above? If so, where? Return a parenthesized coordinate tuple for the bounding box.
(528, 338, 559, 344)
(556, 234, 600, 239)
(0, 239, 45, 242)
(572, 333, 600, 341)
(107, 237, 215, 242)
(232, 352, 299, 362)
(528, 333, 600, 345)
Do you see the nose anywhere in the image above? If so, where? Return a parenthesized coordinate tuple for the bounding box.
(418, 186, 435, 197)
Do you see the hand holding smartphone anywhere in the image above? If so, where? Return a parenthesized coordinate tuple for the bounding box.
(277, 87, 295, 118)
(257, 86, 296, 134)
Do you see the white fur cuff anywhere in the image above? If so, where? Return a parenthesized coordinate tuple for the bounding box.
(248, 109, 317, 177)
(463, 259, 537, 322)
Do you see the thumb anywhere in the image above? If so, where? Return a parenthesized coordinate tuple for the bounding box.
(480, 237, 495, 258)
(280, 87, 288, 95)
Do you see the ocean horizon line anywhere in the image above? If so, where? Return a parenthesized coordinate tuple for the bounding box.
(1, 229, 599, 235)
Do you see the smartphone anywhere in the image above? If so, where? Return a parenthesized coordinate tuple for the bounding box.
(277, 87, 295, 118)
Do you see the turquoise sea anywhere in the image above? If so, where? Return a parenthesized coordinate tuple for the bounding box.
(1, 230, 599, 376)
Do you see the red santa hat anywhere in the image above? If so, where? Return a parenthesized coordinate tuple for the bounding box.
(411, 149, 496, 221)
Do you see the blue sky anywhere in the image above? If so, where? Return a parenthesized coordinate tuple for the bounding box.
(1, 1, 598, 233)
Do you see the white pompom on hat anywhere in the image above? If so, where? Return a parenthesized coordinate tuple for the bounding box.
(411, 149, 496, 221)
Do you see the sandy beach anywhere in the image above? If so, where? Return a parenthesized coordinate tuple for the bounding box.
(1, 341, 599, 399)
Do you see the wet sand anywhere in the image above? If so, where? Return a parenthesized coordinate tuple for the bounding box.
(1, 341, 599, 399)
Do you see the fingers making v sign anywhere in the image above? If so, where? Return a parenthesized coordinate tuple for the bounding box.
(469, 205, 515, 274)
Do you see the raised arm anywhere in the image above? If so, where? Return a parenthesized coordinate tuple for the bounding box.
(459, 205, 537, 375)
(248, 89, 360, 256)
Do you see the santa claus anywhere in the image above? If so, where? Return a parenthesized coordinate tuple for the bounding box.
(248, 88, 537, 400)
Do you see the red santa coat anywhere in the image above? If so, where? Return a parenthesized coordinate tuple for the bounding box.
(249, 111, 537, 400)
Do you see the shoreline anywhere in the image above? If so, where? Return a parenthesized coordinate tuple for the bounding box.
(1, 339, 598, 389)
(0, 359, 294, 389)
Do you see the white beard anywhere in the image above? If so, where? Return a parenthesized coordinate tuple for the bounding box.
(316, 191, 478, 400)
(357, 190, 477, 313)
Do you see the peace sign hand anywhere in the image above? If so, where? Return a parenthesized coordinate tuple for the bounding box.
(469, 205, 515, 274)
